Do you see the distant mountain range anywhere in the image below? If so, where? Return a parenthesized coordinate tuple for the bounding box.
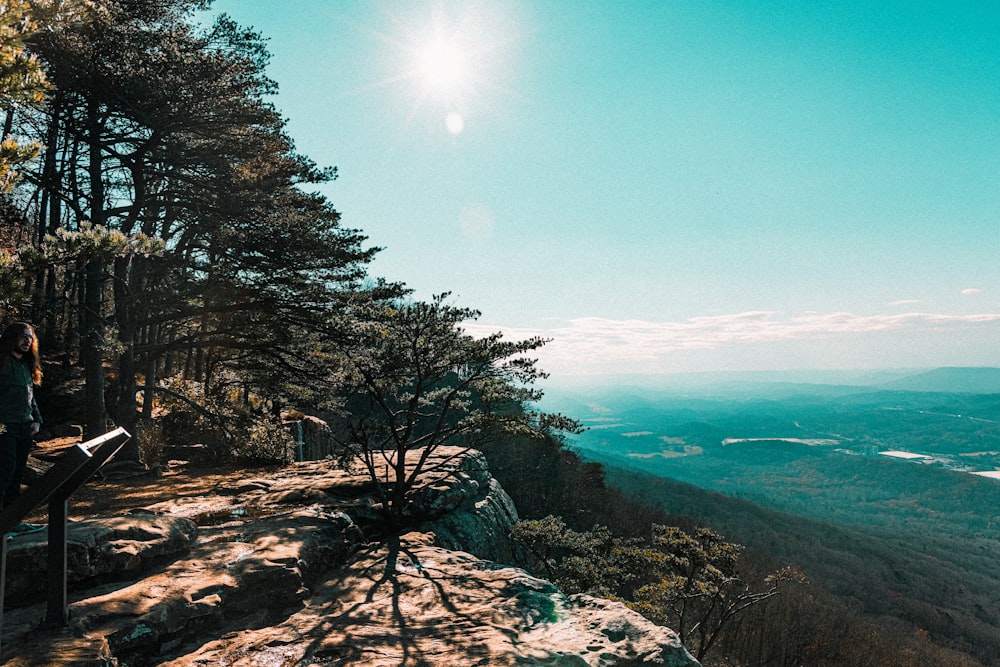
(546, 367, 1000, 396)
(875, 366, 1000, 394)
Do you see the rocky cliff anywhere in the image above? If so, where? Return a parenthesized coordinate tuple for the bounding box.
(2, 446, 700, 666)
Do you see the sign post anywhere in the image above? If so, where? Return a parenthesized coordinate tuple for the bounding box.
(0, 427, 132, 655)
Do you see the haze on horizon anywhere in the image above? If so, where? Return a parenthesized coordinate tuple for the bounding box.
(209, 0, 1000, 377)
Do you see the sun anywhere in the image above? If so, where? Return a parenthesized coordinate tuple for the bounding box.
(418, 37, 467, 92)
(369, 2, 523, 135)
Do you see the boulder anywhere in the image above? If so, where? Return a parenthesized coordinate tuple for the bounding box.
(419, 474, 521, 564)
(287, 415, 340, 461)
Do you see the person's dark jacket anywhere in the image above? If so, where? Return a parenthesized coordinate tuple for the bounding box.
(0, 357, 42, 425)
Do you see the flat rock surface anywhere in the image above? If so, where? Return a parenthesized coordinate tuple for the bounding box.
(158, 532, 698, 667)
(4, 513, 198, 603)
(0, 447, 698, 667)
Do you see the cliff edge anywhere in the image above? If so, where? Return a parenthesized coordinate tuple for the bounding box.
(1, 446, 699, 667)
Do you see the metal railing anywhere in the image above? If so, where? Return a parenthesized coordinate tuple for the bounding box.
(0, 427, 131, 655)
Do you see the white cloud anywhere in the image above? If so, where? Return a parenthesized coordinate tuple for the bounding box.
(889, 299, 920, 306)
(465, 310, 1000, 374)
(961, 288, 982, 296)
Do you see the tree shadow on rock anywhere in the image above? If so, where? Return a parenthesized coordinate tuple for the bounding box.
(295, 533, 537, 666)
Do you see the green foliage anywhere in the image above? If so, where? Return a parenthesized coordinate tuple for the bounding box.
(230, 415, 294, 466)
(629, 526, 804, 662)
(134, 420, 166, 467)
(0, 0, 97, 188)
(0, 247, 27, 308)
(332, 293, 578, 524)
(511, 516, 651, 599)
(0, 0, 48, 189)
(153, 375, 292, 465)
(36, 221, 164, 262)
(0, 135, 39, 190)
(511, 515, 793, 661)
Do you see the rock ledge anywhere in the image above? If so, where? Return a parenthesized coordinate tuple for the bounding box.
(1, 447, 699, 667)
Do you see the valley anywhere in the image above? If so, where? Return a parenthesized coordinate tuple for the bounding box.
(539, 368, 1000, 664)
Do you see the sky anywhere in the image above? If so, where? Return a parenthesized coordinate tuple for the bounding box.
(208, 0, 1000, 377)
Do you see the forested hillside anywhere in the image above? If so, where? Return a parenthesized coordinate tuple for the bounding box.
(538, 379, 1000, 665)
(604, 463, 1000, 665)
(481, 430, 987, 666)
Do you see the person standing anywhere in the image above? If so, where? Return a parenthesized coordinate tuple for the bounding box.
(0, 321, 44, 533)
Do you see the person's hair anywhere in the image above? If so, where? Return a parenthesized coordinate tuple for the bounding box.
(0, 322, 42, 385)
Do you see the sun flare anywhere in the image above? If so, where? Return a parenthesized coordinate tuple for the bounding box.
(418, 38, 467, 91)
(368, 2, 523, 135)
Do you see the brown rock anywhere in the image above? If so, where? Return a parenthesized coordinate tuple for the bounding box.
(1, 507, 364, 666)
(4, 512, 198, 603)
(0, 448, 700, 667)
(155, 533, 699, 667)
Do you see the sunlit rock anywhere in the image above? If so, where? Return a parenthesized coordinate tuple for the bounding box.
(157, 534, 699, 667)
(0, 448, 698, 666)
(4, 512, 197, 603)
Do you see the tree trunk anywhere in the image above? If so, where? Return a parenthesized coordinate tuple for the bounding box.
(82, 99, 107, 439)
(391, 448, 408, 525)
(141, 321, 159, 423)
(83, 256, 106, 438)
(113, 253, 141, 459)
(38, 97, 62, 343)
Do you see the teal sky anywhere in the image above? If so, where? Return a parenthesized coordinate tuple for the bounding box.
(209, 0, 1000, 376)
